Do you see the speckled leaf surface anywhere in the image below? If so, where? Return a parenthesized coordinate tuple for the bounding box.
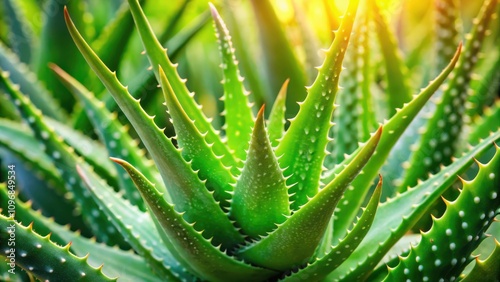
(327, 45, 462, 242)
(0, 71, 126, 248)
(126, 0, 237, 172)
(52, 64, 154, 210)
(0, 215, 116, 282)
(385, 144, 500, 281)
(276, 0, 360, 210)
(77, 163, 192, 281)
(65, 9, 244, 249)
(0, 184, 165, 282)
(399, 0, 499, 190)
(238, 126, 381, 271)
(111, 158, 277, 282)
(231, 107, 290, 238)
(211, 4, 254, 163)
(326, 130, 500, 281)
(160, 66, 235, 211)
(282, 177, 382, 282)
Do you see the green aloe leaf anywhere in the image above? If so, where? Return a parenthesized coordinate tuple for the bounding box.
(0, 121, 91, 232)
(326, 44, 462, 242)
(371, 0, 412, 115)
(399, 0, 499, 190)
(230, 106, 290, 238)
(461, 239, 500, 282)
(0, 215, 116, 281)
(72, 6, 209, 133)
(326, 130, 500, 281)
(385, 144, 500, 281)
(434, 0, 461, 72)
(467, 49, 500, 119)
(92, 1, 140, 76)
(51, 64, 155, 211)
(46, 117, 119, 191)
(0, 71, 127, 248)
(267, 79, 289, 148)
(282, 176, 382, 282)
(0, 184, 164, 282)
(211, 4, 254, 162)
(36, 0, 88, 112)
(468, 100, 500, 145)
(126, 0, 237, 172)
(276, 0, 360, 210)
(0, 120, 62, 195)
(159, 65, 235, 211)
(2, 0, 35, 64)
(0, 42, 66, 121)
(65, 10, 244, 249)
(76, 163, 193, 281)
(111, 158, 277, 282)
(238, 126, 381, 271)
(331, 9, 376, 165)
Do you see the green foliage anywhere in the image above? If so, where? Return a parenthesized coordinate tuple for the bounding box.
(0, 0, 499, 281)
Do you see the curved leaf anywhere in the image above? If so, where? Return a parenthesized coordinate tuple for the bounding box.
(111, 158, 277, 282)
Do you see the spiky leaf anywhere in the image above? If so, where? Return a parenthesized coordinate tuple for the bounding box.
(276, 0, 360, 210)
(238, 126, 381, 271)
(111, 158, 277, 282)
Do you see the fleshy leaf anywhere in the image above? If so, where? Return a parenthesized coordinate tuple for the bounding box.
(52, 64, 156, 210)
(0, 121, 90, 232)
(36, 0, 88, 111)
(267, 79, 289, 148)
(434, 0, 461, 72)
(76, 163, 193, 281)
(46, 117, 120, 190)
(0, 42, 66, 121)
(0, 184, 165, 282)
(399, 0, 499, 190)
(159, 66, 235, 210)
(0, 70, 127, 248)
(2, 0, 35, 64)
(282, 176, 382, 282)
(276, 0, 360, 210)
(231, 106, 290, 238)
(467, 49, 500, 119)
(385, 144, 500, 281)
(325, 44, 462, 242)
(326, 130, 500, 281)
(65, 8, 244, 249)
(331, 9, 375, 165)
(468, 100, 500, 145)
(238, 126, 382, 271)
(211, 4, 254, 162)
(461, 239, 500, 282)
(126, 0, 237, 172)
(0, 215, 116, 281)
(111, 158, 277, 282)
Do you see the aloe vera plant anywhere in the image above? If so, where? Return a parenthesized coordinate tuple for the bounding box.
(0, 0, 499, 281)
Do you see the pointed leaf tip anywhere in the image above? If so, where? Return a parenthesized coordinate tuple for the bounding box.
(257, 104, 266, 119)
(208, 2, 218, 18)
